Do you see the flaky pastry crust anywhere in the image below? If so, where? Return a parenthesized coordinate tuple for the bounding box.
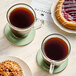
(0, 60, 22, 76)
(55, 0, 76, 30)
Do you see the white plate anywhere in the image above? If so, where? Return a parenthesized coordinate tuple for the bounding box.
(0, 56, 32, 76)
(51, 0, 76, 34)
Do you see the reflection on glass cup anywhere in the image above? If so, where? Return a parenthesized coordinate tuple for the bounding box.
(7, 3, 36, 38)
(41, 33, 71, 74)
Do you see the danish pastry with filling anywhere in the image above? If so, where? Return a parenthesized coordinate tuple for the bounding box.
(55, 0, 76, 30)
(0, 60, 22, 76)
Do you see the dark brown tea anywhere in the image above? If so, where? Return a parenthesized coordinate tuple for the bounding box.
(9, 7, 34, 28)
(44, 38, 68, 60)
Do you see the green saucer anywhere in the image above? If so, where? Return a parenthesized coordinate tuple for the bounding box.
(36, 49, 68, 74)
(4, 24, 35, 46)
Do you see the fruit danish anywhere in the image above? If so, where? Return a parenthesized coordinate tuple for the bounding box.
(55, 0, 76, 30)
(0, 60, 22, 76)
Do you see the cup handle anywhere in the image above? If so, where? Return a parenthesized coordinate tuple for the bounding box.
(49, 61, 55, 75)
(34, 18, 44, 30)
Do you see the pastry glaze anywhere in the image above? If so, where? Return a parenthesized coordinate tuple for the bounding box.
(0, 60, 22, 76)
(55, 0, 76, 30)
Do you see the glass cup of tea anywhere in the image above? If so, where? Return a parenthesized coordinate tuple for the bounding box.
(6, 3, 43, 38)
(41, 33, 71, 74)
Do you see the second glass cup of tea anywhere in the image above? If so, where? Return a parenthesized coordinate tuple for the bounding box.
(41, 33, 71, 74)
(7, 3, 39, 38)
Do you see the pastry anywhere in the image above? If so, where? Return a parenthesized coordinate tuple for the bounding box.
(0, 60, 22, 76)
(55, 0, 76, 30)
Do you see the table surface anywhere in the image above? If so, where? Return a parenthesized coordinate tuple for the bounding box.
(0, 0, 76, 76)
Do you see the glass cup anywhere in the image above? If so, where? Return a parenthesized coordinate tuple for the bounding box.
(0, 3, 44, 49)
(6, 3, 43, 38)
(41, 33, 71, 74)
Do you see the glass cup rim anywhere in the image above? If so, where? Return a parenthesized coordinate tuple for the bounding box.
(6, 3, 36, 31)
(41, 33, 71, 62)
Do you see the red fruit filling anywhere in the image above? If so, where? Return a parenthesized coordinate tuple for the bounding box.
(62, 0, 76, 22)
